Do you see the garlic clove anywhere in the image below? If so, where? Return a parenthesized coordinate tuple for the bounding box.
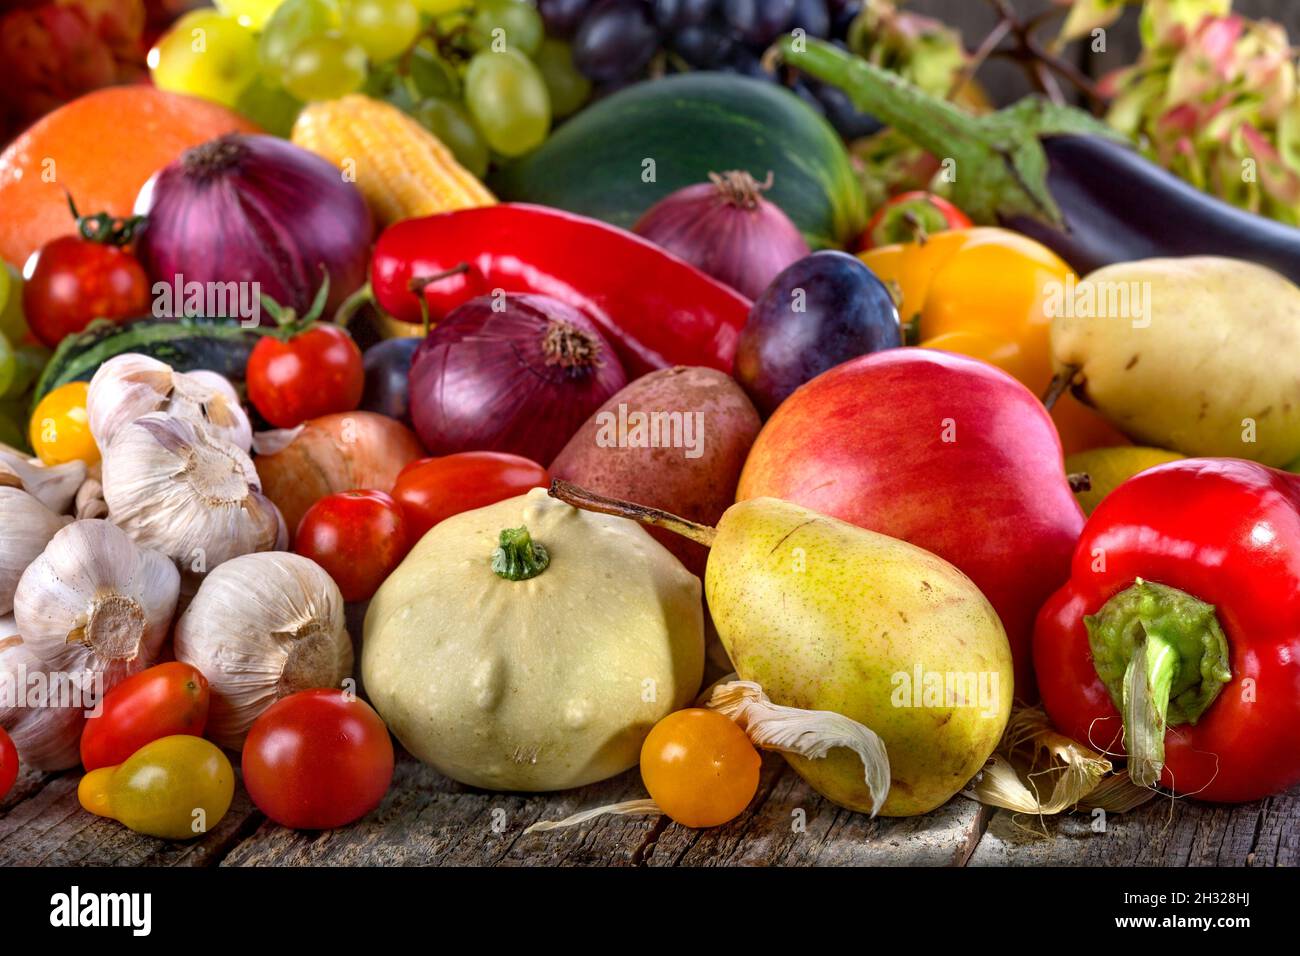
(0, 623, 88, 772)
(175, 552, 353, 749)
(101, 414, 284, 573)
(0, 443, 87, 514)
(0, 487, 73, 616)
(13, 519, 178, 691)
(87, 353, 253, 452)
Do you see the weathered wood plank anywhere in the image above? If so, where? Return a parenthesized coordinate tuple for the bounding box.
(0, 768, 262, 867)
(968, 786, 1300, 867)
(219, 752, 987, 867)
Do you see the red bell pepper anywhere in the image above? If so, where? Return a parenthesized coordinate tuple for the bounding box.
(369, 203, 752, 377)
(1034, 458, 1300, 802)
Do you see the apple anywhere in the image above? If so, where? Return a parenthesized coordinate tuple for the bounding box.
(737, 349, 1084, 700)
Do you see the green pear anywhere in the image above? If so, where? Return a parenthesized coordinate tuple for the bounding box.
(550, 481, 1014, 818)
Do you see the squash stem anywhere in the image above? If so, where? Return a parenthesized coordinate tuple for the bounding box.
(491, 526, 550, 580)
(548, 479, 718, 548)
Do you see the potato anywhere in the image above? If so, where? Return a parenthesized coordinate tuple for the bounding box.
(1052, 257, 1300, 467)
(550, 367, 761, 576)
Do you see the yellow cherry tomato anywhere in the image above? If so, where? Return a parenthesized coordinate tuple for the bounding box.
(79, 735, 235, 840)
(860, 227, 1128, 456)
(28, 381, 98, 466)
(640, 709, 761, 828)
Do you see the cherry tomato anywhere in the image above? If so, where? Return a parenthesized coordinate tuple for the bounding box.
(861, 191, 973, 250)
(28, 380, 98, 466)
(242, 689, 394, 830)
(79, 735, 234, 839)
(1, 726, 18, 800)
(392, 452, 550, 543)
(640, 709, 761, 828)
(81, 662, 210, 772)
(247, 324, 364, 428)
(22, 236, 149, 347)
(294, 490, 410, 601)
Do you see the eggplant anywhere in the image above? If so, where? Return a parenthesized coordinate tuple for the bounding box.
(780, 38, 1300, 281)
(1009, 134, 1300, 280)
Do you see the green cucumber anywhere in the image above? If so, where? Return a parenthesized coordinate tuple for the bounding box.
(490, 73, 867, 250)
(35, 316, 272, 403)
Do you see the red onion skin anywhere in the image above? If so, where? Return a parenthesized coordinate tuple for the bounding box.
(135, 134, 373, 317)
(409, 293, 628, 464)
(633, 177, 811, 301)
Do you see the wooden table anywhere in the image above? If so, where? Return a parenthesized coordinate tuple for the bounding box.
(4, 751, 1295, 867)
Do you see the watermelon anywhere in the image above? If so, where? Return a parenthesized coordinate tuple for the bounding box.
(490, 74, 867, 250)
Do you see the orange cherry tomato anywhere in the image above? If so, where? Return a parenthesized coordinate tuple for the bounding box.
(860, 227, 1128, 456)
(640, 709, 761, 828)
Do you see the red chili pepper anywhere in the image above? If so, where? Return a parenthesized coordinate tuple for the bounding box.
(1034, 458, 1300, 802)
(860, 191, 972, 250)
(370, 204, 752, 376)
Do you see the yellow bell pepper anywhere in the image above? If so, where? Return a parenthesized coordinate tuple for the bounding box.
(859, 227, 1127, 456)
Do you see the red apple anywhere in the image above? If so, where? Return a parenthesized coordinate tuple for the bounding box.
(737, 349, 1084, 700)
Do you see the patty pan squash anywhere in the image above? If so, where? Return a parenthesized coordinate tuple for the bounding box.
(361, 487, 705, 791)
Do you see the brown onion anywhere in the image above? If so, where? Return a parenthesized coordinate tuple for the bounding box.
(633, 171, 811, 300)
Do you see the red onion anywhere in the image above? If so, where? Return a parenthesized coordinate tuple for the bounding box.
(135, 134, 373, 316)
(633, 170, 811, 300)
(409, 294, 627, 464)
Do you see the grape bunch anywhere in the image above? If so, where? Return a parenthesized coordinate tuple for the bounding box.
(0, 265, 50, 453)
(150, 0, 594, 173)
(546, 0, 879, 140)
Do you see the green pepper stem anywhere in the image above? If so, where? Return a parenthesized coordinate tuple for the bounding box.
(548, 479, 717, 548)
(491, 526, 550, 580)
(774, 37, 1122, 227)
(1085, 579, 1232, 788)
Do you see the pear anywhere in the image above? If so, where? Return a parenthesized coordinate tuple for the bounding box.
(551, 482, 1014, 817)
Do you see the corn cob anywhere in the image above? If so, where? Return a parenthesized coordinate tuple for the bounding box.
(291, 94, 496, 228)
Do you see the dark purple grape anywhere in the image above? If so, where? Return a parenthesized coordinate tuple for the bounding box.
(722, 0, 795, 47)
(573, 0, 661, 83)
(539, 0, 595, 38)
(721, 47, 772, 81)
(830, 0, 861, 37)
(670, 21, 736, 68)
(787, 0, 829, 39)
(653, 0, 714, 32)
(735, 251, 901, 417)
(361, 337, 421, 425)
(810, 80, 882, 139)
(789, 78, 825, 116)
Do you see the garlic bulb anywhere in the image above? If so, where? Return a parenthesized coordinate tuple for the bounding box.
(175, 552, 353, 749)
(101, 414, 284, 572)
(88, 353, 253, 452)
(0, 487, 72, 615)
(0, 443, 86, 514)
(0, 622, 87, 771)
(13, 519, 178, 689)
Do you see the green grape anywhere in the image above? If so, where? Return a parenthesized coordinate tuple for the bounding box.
(0, 332, 14, 401)
(215, 0, 286, 30)
(416, 99, 489, 178)
(341, 0, 421, 63)
(533, 38, 591, 120)
(0, 265, 23, 345)
(464, 49, 550, 158)
(407, 45, 459, 100)
(471, 0, 544, 58)
(1, 346, 50, 402)
(236, 77, 304, 136)
(150, 10, 260, 108)
(283, 34, 368, 101)
(413, 0, 466, 13)
(258, 0, 339, 85)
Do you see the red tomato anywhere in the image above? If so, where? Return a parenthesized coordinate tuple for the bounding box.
(246, 324, 364, 428)
(0, 726, 17, 799)
(22, 235, 150, 347)
(392, 452, 550, 543)
(295, 490, 410, 601)
(80, 662, 210, 771)
(242, 689, 394, 830)
(861, 191, 973, 250)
